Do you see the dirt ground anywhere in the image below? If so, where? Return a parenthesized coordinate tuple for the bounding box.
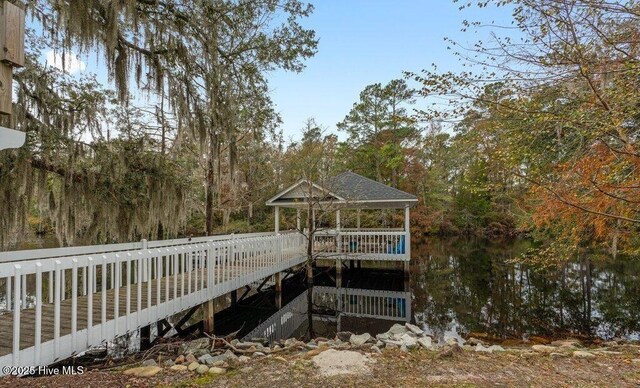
(0, 347, 639, 388)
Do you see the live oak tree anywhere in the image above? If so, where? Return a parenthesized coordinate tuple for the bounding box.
(1, 0, 317, 247)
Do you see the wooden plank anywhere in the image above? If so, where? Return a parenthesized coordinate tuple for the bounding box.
(0, 1, 24, 67)
(0, 63, 10, 114)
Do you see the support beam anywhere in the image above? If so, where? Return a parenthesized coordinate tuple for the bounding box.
(335, 259, 342, 288)
(139, 325, 151, 350)
(274, 272, 282, 309)
(274, 206, 280, 234)
(404, 205, 411, 260)
(296, 209, 301, 231)
(202, 299, 215, 333)
(356, 209, 361, 230)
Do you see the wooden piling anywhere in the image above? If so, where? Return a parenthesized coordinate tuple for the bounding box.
(202, 299, 215, 334)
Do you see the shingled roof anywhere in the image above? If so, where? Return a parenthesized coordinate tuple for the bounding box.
(266, 171, 418, 208)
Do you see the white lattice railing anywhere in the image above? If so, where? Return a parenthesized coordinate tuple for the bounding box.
(313, 286, 411, 321)
(313, 230, 409, 261)
(0, 232, 305, 371)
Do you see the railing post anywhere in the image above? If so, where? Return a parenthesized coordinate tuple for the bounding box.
(141, 239, 148, 282)
(12, 264, 21, 365)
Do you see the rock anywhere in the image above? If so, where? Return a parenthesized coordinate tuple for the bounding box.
(488, 345, 505, 352)
(551, 339, 581, 347)
(531, 345, 556, 353)
(187, 362, 200, 371)
(475, 344, 492, 352)
(550, 352, 568, 359)
(315, 337, 330, 344)
(209, 367, 226, 374)
(185, 353, 197, 363)
(198, 353, 216, 365)
(312, 349, 373, 376)
(163, 360, 175, 367)
(181, 338, 210, 354)
(529, 336, 551, 344)
(387, 324, 409, 336)
(405, 323, 424, 336)
(437, 344, 462, 358)
(417, 337, 432, 349)
(196, 364, 209, 374)
(238, 355, 251, 363)
(224, 349, 239, 361)
(467, 337, 484, 346)
(240, 367, 254, 373)
(317, 341, 330, 347)
(274, 356, 287, 362)
(231, 339, 240, 346)
(371, 346, 382, 354)
(170, 364, 188, 372)
(306, 344, 319, 350)
(253, 352, 266, 357)
(141, 359, 157, 367)
(376, 333, 391, 341)
(336, 331, 354, 342)
(124, 366, 162, 377)
(385, 343, 398, 350)
(211, 360, 225, 367)
(273, 345, 282, 351)
(350, 333, 372, 346)
(247, 345, 257, 352)
(175, 354, 185, 364)
(375, 340, 384, 348)
(400, 344, 409, 352)
(236, 341, 260, 349)
(596, 350, 622, 355)
(573, 350, 596, 359)
(444, 334, 465, 346)
(604, 341, 618, 347)
(399, 333, 418, 349)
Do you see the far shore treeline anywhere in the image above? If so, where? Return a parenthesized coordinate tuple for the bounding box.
(0, 0, 638, 263)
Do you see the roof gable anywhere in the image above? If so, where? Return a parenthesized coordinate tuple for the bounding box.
(266, 172, 418, 208)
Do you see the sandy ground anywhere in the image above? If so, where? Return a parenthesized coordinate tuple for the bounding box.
(0, 346, 639, 388)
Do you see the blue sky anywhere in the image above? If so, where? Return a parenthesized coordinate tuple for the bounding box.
(268, 0, 515, 141)
(36, 1, 515, 142)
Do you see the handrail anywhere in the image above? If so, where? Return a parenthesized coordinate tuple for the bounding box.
(0, 231, 296, 263)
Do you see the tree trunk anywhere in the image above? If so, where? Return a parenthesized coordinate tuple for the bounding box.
(206, 140, 216, 235)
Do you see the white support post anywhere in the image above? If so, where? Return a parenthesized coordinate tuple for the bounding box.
(274, 206, 280, 235)
(404, 206, 411, 261)
(296, 209, 301, 231)
(356, 209, 361, 230)
(336, 209, 341, 255)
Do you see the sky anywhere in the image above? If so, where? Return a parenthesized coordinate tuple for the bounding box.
(37, 1, 516, 142)
(268, 0, 515, 141)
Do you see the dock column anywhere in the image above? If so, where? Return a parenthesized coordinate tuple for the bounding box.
(274, 206, 280, 234)
(140, 325, 151, 350)
(202, 299, 215, 333)
(274, 272, 282, 309)
(335, 259, 342, 288)
(404, 205, 411, 277)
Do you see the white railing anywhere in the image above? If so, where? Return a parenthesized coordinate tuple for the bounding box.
(242, 286, 412, 343)
(0, 233, 305, 371)
(313, 230, 409, 261)
(314, 286, 411, 321)
(0, 231, 296, 263)
(242, 290, 308, 343)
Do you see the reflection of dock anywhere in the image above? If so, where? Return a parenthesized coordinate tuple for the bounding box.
(242, 286, 411, 342)
(313, 286, 411, 322)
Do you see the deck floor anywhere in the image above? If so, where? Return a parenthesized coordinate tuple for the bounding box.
(0, 265, 268, 357)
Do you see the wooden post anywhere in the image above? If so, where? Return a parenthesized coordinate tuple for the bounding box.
(0, 1, 25, 67)
(296, 209, 301, 231)
(335, 259, 342, 288)
(274, 272, 282, 309)
(274, 206, 280, 234)
(202, 299, 215, 333)
(356, 209, 361, 230)
(140, 325, 151, 350)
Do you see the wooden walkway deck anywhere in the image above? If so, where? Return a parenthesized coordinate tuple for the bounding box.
(0, 233, 306, 369)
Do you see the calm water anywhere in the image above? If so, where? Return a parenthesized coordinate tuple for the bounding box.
(246, 236, 640, 343)
(411, 236, 640, 341)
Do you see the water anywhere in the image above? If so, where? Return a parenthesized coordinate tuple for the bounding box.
(244, 236, 640, 343)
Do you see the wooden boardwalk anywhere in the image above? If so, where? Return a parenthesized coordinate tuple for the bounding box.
(0, 233, 306, 369)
